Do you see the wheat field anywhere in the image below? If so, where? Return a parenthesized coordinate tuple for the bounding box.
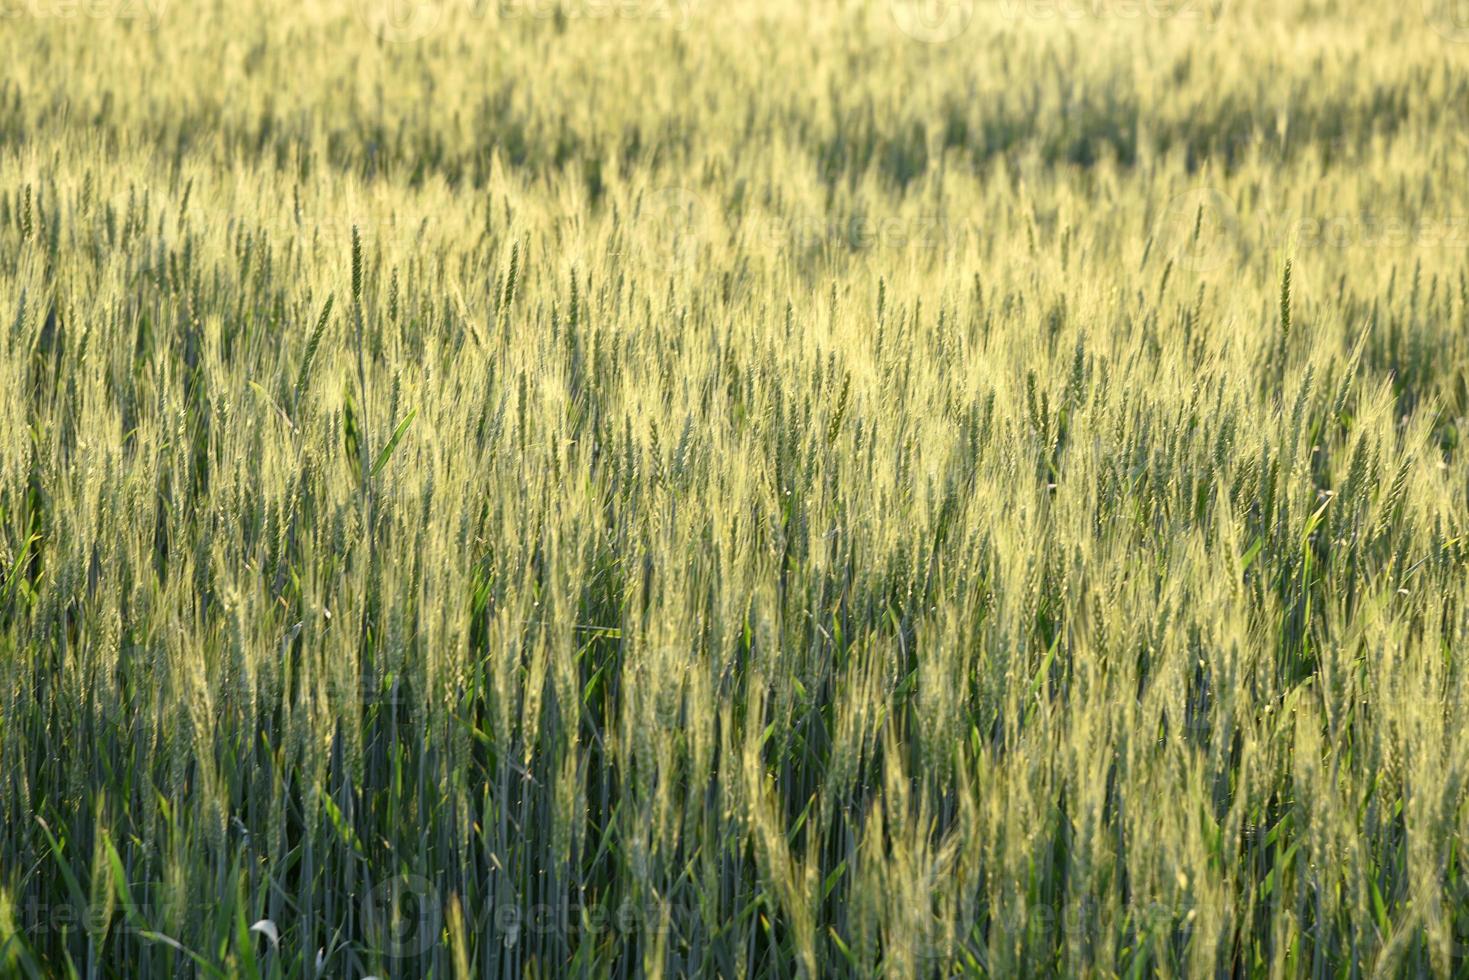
(1, 0, 1468, 976)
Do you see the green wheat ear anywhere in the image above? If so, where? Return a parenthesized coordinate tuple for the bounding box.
(1279, 258, 1293, 344)
(19, 185, 32, 242)
(351, 225, 364, 304)
(502, 240, 520, 312)
(294, 293, 334, 413)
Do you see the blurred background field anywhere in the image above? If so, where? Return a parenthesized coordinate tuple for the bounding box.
(1, 1, 1468, 976)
